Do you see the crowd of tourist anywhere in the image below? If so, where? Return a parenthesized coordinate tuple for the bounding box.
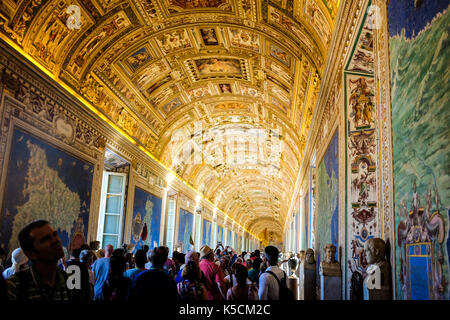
(0, 220, 292, 301)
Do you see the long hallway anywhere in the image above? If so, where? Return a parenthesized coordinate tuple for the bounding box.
(0, 0, 448, 302)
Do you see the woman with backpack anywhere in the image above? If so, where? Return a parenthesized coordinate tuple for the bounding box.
(177, 260, 208, 300)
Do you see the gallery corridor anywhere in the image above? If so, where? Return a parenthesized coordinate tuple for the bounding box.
(0, 0, 448, 302)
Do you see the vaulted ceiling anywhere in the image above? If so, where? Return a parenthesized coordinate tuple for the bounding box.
(0, 0, 339, 240)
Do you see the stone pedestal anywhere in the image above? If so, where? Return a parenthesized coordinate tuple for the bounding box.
(363, 286, 392, 300)
(288, 277, 299, 300)
(302, 266, 316, 300)
(298, 263, 304, 300)
(320, 275, 342, 300)
(362, 259, 392, 300)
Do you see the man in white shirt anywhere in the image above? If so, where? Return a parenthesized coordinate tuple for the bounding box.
(258, 245, 286, 300)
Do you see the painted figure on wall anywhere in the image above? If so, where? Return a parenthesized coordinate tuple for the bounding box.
(1, 128, 94, 261)
(389, 0, 449, 300)
(347, 13, 374, 73)
(348, 77, 375, 130)
(131, 188, 162, 251)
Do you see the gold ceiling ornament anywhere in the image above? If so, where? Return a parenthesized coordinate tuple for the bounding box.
(0, 0, 339, 237)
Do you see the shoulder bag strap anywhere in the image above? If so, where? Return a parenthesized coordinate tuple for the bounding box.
(265, 270, 281, 286)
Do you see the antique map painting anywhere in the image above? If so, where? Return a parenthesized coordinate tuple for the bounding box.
(177, 208, 194, 252)
(130, 187, 162, 251)
(389, 0, 449, 300)
(1, 128, 94, 260)
(317, 130, 339, 261)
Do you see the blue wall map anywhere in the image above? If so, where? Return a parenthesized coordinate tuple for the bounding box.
(178, 208, 193, 253)
(202, 219, 212, 247)
(1, 128, 93, 260)
(389, 0, 449, 300)
(217, 225, 224, 244)
(317, 130, 339, 260)
(130, 187, 162, 251)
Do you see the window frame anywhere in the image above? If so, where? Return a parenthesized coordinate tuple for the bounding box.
(97, 171, 127, 249)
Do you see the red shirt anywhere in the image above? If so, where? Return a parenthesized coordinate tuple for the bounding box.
(199, 259, 225, 300)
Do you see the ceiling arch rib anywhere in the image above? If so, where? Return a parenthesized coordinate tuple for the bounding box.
(0, 0, 340, 239)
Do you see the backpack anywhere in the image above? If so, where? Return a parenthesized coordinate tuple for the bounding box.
(265, 270, 295, 300)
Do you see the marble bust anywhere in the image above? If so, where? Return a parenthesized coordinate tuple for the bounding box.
(301, 248, 317, 300)
(297, 250, 306, 263)
(304, 248, 316, 270)
(363, 238, 391, 299)
(319, 244, 341, 277)
(288, 256, 298, 277)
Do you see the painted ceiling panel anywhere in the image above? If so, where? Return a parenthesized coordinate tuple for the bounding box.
(0, 0, 339, 236)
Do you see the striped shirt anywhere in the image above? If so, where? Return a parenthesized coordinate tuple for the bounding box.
(6, 265, 70, 300)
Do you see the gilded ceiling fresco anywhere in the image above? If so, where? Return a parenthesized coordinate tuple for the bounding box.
(0, 0, 339, 239)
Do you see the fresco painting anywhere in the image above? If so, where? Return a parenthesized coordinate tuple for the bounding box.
(130, 188, 162, 251)
(169, 0, 227, 9)
(343, 4, 379, 298)
(126, 46, 152, 71)
(270, 44, 291, 67)
(147, 75, 172, 95)
(388, 0, 450, 300)
(219, 83, 232, 94)
(200, 28, 219, 45)
(162, 98, 182, 114)
(229, 28, 260, 52)
(155, 30, 192, 54)
(195, 58, 242, 75)
(0, 128, 94, 260)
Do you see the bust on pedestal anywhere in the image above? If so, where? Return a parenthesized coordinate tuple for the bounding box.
(287, 256, 299, 300)
(300, 248, 316, 300)
(319, 244, 342, 300)
(363, 238, 392, 300)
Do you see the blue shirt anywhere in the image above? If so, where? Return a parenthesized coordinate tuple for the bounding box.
(175, 266, 184, 283)
(92, 257, 110, 300)
(123, 268, 146, 281)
